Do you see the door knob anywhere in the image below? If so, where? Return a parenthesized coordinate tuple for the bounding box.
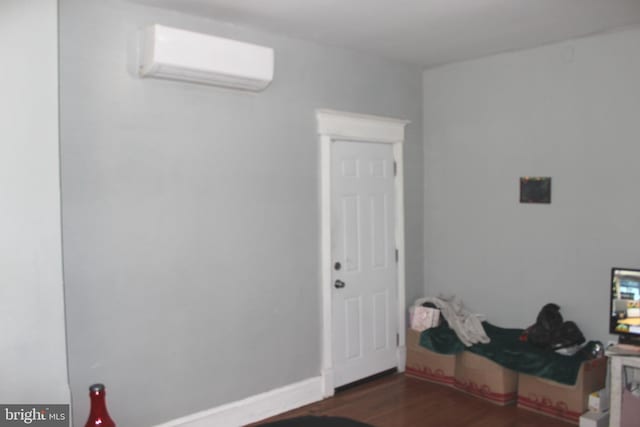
(334, 279, 346, 289)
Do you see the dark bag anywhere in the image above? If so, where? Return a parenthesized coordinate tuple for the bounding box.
(525, 303, 562, 348)
(550, 321, 585, 350)
(536, 303, 563, 331)
(522, 303, 585, 351)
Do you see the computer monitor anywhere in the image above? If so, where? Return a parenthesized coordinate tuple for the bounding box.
(610, 267, 640, 345)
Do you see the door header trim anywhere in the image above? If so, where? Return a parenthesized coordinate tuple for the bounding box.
(316, 109, 409, 144)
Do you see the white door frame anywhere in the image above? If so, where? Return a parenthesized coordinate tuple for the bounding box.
(316, 109, 409, 397)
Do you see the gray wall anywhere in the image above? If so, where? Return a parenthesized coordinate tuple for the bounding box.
(59, 0, 423, 425)
(0, 0, 70, 405)
(423, 27, 640, 344)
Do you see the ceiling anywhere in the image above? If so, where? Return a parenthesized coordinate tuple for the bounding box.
(131, 0, 640, 67)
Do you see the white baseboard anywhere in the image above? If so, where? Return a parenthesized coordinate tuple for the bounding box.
(154, 377, 323, 427)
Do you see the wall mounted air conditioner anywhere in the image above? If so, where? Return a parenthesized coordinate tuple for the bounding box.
(139, 24, 274, 91)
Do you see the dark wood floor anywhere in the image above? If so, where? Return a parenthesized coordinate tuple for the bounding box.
(249, 373, 573, 427)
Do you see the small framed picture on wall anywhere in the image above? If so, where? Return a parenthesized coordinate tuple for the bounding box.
(520, 177, 551, 204)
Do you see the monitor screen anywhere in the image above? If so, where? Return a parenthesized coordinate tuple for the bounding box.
(610, 268, 640, 337)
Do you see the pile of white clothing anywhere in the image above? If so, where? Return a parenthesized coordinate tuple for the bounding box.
(413, 295, 491, 347)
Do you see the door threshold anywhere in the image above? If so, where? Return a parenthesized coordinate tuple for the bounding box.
(335, 368, 398, 393)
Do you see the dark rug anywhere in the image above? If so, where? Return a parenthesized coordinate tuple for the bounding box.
(257, 415, 374, 427)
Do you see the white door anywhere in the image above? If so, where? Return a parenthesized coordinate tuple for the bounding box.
(331, 139, 398, 388)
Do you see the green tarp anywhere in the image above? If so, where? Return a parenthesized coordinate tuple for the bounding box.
(419, 322, 599, 385)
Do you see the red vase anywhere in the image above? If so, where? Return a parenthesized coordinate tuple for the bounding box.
(85, 384, 116, 427)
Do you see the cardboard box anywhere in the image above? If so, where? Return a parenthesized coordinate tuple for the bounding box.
(405, 328, 456, 387)
(579, 411, 609, 427)
(588, 388, 610, 413)
(454, 350, 519, 405)
(517, 357, 608, 424)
